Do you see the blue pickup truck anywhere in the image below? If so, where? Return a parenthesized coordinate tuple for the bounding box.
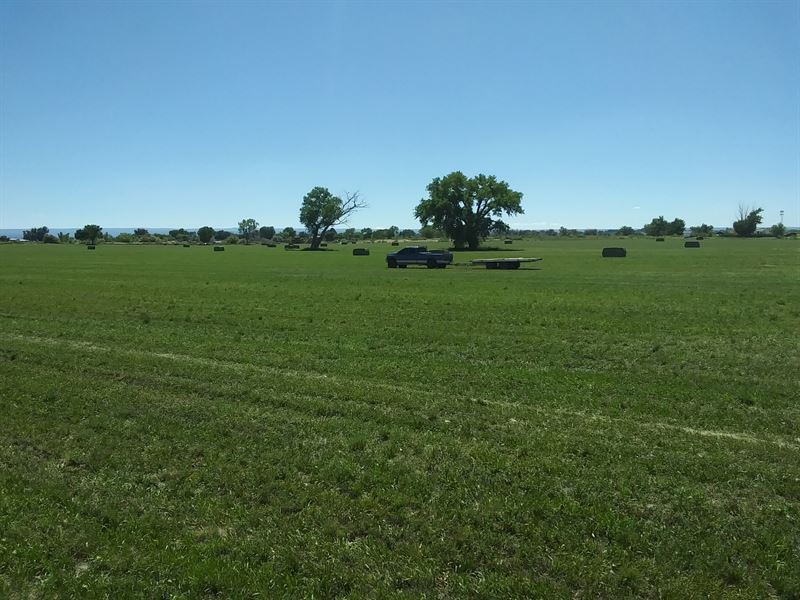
(386, 246, 453, 269)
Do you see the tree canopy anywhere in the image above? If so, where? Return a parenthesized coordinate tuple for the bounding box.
(238, 219, 259, 244)
(690, 224, 714, 236)
(643, 216, 685, 236)
(75, 224, 102, 245)
(414, 172, 523, 249)
(733, 206, 763, 236)
(299, 187, 365, 249)
(23, 226, 49, 242)
(197, 226, 215, 244)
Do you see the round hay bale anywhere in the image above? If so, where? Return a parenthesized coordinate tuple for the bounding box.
(213, 246, 225, 252)
(352, 248, 369, 256)
(684, 241, 700, 248)
(602, 247, 626, 257)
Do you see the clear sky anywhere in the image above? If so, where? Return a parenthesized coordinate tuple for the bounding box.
(1, 0, 798, 230)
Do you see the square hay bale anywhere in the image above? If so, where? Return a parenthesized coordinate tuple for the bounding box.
(391, 241, 399, 246)
(656, 237, 665, 242)
(87, 245, 96, 250)
(183, 243, 190, 247)
(284, 244, 299, 250)
(602, 247, 626, 257)
(504, 239, 513, 244)
(353, 248, 369, 256)
(684, 241, 700, 248)
(213, 246, 225, 252)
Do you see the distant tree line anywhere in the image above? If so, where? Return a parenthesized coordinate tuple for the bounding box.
(11, 183, 789, 247)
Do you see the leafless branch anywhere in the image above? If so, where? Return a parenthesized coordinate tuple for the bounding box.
(335, 191, 367, 226)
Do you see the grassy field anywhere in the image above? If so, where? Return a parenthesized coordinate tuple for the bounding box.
(1, 237, 798, 598)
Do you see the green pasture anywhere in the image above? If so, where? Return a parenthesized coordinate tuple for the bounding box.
(1, 237, 798, 598)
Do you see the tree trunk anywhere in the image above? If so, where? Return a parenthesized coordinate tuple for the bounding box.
(309, 226, 326, 249)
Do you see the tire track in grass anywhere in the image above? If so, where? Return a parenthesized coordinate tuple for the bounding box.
(3, 332, 797, 452)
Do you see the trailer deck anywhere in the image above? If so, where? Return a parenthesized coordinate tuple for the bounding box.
(470, 257, 543, 269)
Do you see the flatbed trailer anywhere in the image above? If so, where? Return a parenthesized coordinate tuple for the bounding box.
(471, 257, 543, 270)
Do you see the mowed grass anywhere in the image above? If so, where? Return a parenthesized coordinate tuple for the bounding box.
(0, 237, 798, 598)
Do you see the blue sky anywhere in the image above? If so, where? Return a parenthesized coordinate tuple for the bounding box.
(1, 0, 798, 230)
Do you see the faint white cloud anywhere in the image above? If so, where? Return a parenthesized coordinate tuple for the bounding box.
(632, 206, 641, 210)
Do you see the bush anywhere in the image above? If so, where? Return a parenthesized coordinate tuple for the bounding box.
(225, 236, 239, 245)
(42, 234, 59, 244)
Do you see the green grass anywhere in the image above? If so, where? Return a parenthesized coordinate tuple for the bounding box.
(1, 237, 798, 598)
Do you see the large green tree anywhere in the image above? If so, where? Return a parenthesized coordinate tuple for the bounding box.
(643, 216, 684, 236)
(22, 226, 49, 242)
(414, 172, 524, 249)
(733, 206, 764, 236)
(299, 187, 365, 249)
(238, 219, 259, 244)
(197, 226, 215, 244)
(75, 224, 102, 245)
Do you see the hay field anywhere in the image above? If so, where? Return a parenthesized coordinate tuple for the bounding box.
(1, 237, 798, 597)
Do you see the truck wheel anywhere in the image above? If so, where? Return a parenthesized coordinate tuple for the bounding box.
(387, 258, 397, 268)
(427, 259, 437, 269)
(437, 263, 446, 269)
(398, 264, 407, 268)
